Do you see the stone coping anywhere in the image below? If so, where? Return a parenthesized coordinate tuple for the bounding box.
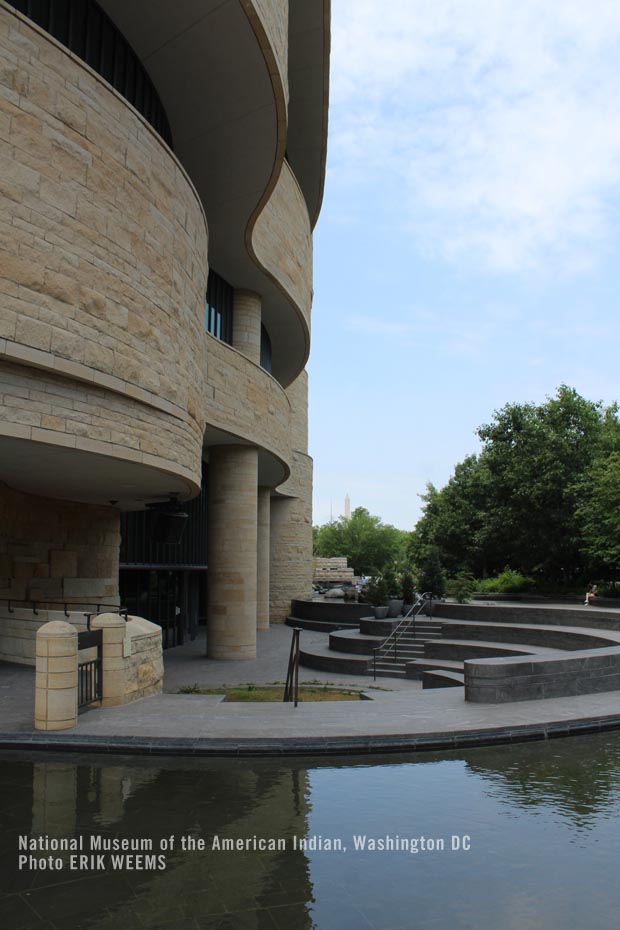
(2, 713, 620, 757)
(4, 687, 620, 757)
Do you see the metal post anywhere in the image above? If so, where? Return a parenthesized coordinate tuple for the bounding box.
(293, 629, 300, 708)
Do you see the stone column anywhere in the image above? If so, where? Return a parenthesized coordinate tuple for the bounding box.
(35, 620, 78, 730)
(257, 487, 271, 631)
(90, 612, 128, 706)
(270, 371, 314, 622)
(232, 290, 262, 364)
(207, 445, 258, 658)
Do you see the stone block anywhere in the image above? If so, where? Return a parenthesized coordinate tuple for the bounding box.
(49, 549, 77, 578)
(45, 687, 77, 721)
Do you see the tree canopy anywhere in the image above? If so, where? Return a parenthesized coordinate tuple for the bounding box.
(313, 507, 407, 576)
(410, 386, 620, 585)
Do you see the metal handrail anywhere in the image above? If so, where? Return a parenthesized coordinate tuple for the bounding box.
(372, 592, 434, 680)
(284, 627, 302, 707)
(0, 597, 127, 622)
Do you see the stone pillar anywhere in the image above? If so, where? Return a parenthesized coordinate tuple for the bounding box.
(207, 445, 259, 658)
(270, 371, 314, 622)
(232, 289, 262, 364)
(35, 620, 78, 730)
(90, 612, 127, 706)
(257, 487, 271, 631)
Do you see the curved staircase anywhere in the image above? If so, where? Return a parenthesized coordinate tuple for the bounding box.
(287, 598, 620, 689)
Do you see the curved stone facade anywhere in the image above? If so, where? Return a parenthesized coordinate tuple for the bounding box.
(245, 0, 289, 105)
(0, 5, 209, 492)
(252, 161, 313, 329)
(204, 335, 292, 466)
(0, 0, 330, 663)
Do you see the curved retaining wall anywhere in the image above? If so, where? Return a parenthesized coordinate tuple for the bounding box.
(465, 648, 620, 703)
(433, 602, 620, 631)
(291, 600, 370, 622)
(439, 620, 620, 651)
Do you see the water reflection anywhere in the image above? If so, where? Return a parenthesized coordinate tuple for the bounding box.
(1, 732, 620, 929)
(466, 738, 620, 828)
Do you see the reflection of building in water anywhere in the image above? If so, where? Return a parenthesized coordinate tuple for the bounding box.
(31, 763, 159, 837)
(25, 759, 314, 929)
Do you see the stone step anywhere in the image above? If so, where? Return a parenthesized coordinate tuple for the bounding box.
(369, 668, 408, 680)
(329, 629, 385, 655)
(425, 639, 560, 661)
(286, 616, 353, 633)
(299, 644, 370, 675)
(377, 646, 426, 660)
(422, 669, 465, 689)
(405, 658, 465, 680)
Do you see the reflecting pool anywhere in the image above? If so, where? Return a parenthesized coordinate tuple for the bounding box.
(3, 732, 620, 929)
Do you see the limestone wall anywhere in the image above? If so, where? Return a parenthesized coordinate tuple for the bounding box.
(313, 557, 355, 583)
(205, 334, 292, 464)
(0, 4, 209, 488)
(0, 482, 119, 663)
(0, 2, 320, 645)
(245, 0, 289, 105)
(270, 451, 313, 622)
(252, 161, 313, 326)
(269, 368, 313, 622)
(0, 360, 201, 484)
(1, 605, 91, 666)
(285, 370, 309, 455)
(116, 616, 164, 705)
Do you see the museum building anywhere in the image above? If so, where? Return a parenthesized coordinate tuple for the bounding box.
(0, 0, 330, 662)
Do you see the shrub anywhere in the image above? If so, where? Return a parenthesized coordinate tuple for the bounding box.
(362, 576, 390, 606)
(475, 568, 534, 594)
(446, 572, 476, 603)
(599, 584, 620, 598)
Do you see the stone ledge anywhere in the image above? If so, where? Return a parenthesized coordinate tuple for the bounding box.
(1, 339, 187, 421)
(4, 711, 620, 756)
(465, 647, 620, 703)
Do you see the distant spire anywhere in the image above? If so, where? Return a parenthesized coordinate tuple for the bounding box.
(344, 493, 351, 521)
(330, 498, 333, 522)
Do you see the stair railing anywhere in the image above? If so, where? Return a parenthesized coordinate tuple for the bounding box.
(371, 592, 433, 680)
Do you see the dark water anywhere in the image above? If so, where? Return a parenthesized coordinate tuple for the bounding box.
(2, 733, 620, 929)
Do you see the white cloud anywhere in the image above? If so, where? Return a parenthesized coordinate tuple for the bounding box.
(329, 0, 620, 272)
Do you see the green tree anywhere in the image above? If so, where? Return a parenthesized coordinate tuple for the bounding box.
(411, 386, 620, 587)
(313, 507, 407, 576)
(477, 385, 607, 581)
(416, 546, 446, 597)
(408, 455, 493, 578)
(576, 452, 620, 574)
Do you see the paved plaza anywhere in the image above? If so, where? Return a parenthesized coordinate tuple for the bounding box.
(3, 623, 620, 755)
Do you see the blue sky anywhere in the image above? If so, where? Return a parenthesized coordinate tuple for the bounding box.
(308, 0, 620, 530)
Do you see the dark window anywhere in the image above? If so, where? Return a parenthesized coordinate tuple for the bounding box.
(260, 324, 272, 373)
(120, 469, 208, 568)
(205, 270, 233, 345)
(8, 0, 173, 147)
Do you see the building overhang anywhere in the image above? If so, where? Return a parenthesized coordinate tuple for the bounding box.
(97, 0, 329, 388)
(287, 0, 330, 228)
(0, 436, 197, 511)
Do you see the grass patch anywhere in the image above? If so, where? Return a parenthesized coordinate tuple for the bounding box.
(178, 683, 362, 702)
